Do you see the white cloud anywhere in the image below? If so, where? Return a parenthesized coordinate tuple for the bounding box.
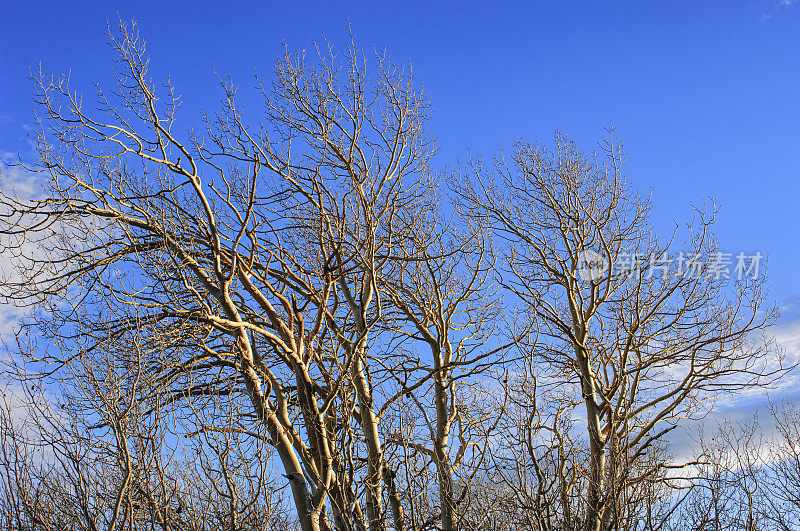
(665, 310, 800, 468)
(0, 158, 40, 200)
(0, 161, 45, 341)
(761, 0, 796, 22)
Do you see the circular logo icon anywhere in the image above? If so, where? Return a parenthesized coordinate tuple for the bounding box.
(575, 250, 608, 282)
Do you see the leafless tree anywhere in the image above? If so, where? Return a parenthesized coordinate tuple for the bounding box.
(375, 191, 512, 530)
(1, 18, 796, 531)
(676, 402, 800, 531)
(456, 132, 784, 530)
(0, 333, 291, 531)
(763, 401, 800, 529)
(0, 18, 436, 531)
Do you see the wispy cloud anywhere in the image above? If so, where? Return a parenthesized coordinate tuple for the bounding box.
(761, 0, 797, 22)
(0, 160, 43, 341)
(666, 307, 800, 466)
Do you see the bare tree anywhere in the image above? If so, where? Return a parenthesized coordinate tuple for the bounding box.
(678, 402, 800, 531)
(2, 18, 796, 531)
(377, 196, 509, 530)
(456, 131, 783, 530)
(0, 334, 291, 531)
(763, 402, 800, 529)
(0, 19, 435, 531)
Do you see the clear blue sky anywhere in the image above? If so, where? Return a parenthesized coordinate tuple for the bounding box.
(1, 1, 799, 303)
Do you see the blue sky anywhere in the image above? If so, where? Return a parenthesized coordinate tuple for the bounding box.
(2, 2, 799, 412)
(2, 1, 799, 295)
